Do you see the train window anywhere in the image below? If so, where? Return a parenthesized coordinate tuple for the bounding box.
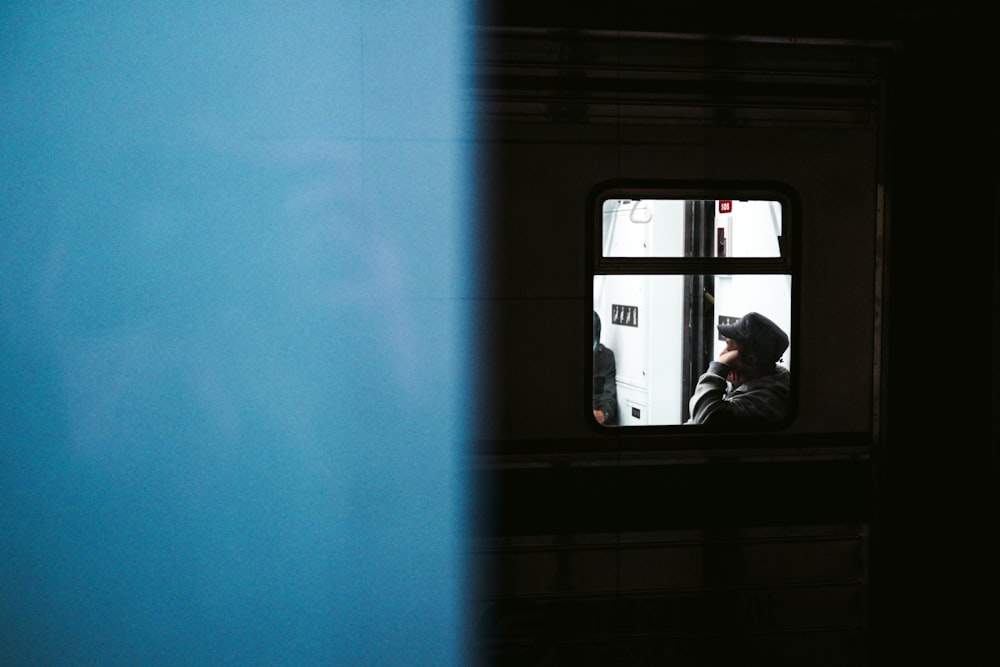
(591, 188, 794, 428)
(602, 199, 783, 259)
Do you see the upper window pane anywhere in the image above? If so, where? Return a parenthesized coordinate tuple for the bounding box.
(602, 198, 783, 258)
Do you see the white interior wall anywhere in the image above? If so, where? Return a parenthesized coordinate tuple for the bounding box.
(595, 200, 685, 425)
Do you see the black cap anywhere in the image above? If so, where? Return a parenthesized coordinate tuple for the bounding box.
(717, 312, 789, 363)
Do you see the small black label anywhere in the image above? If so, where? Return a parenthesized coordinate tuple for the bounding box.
(612, 305, 638, 327)
(631, 406, 641, 419)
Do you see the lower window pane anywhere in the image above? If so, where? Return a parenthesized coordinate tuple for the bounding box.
(593, 274, 792, 426)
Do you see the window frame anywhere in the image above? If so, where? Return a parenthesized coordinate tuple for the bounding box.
(587, 180, 801, 434)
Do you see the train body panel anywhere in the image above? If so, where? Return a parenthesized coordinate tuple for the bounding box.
(470, 9, 997, 666)
(477, 33, 883, 443)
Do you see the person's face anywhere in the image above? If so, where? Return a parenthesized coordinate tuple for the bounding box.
(723, 338, 749, 364)
(723, 338, 756, 386)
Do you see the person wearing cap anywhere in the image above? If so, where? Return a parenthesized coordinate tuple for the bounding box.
(593, 311, 618, 425)
(687, 311, 790, 425)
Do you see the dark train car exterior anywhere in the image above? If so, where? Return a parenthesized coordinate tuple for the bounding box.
(468, 3, 997, 665)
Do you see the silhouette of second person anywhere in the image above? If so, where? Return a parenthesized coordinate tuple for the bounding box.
(593, 311, 618, 425)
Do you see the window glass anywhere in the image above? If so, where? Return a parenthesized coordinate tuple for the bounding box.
(592, 194, 793, 428)
(602, 199, 783, 258)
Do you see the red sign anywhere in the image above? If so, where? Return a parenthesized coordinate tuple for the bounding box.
(718, 200, 733, 214)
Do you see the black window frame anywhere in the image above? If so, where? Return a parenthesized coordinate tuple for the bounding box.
(587, 180, 801, 434)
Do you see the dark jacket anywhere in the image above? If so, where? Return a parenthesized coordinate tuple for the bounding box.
(688, 361, 790, 425)
(593, 343, 618, 425)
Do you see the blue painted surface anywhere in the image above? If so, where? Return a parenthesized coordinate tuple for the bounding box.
(1, 3, 471, 665)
